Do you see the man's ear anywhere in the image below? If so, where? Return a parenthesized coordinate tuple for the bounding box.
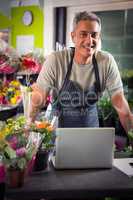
(71, 31, 75, 43)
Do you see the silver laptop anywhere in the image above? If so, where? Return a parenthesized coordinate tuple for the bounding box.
(51, 128, 115, 169)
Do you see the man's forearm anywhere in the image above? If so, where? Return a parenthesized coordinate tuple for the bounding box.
(118, 112, 133, 132)
(29, 92, 44, 123)
(29, 84, 48, 123)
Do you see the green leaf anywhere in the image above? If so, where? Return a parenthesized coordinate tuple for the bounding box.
(26, 146, 34, 161)
(128, 130, 133, 137)
(18, 157, 26, 170)
(5, 146, 16, 159)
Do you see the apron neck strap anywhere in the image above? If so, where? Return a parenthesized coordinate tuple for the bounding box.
(92, 54, 101, 93)
(59, 47, 75, 93)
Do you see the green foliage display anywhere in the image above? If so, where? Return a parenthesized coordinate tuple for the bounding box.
(98, 95, 117, 122)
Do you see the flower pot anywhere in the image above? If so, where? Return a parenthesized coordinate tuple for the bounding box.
(8, 169, 25, 188)
(34, 150, 49, 171)
(0, 183, 5, 200)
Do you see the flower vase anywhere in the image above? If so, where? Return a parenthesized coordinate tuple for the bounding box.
(8, 169, 25, 188)
(20, 85, 32, 122)
(34, 150, 49, 171)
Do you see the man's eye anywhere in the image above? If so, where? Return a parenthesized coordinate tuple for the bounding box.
(79, 32, 99, 38)
(91, 32, 98, 38)
(80, 32, 88, 38)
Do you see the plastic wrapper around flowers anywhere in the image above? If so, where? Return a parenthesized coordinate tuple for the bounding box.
(25, 131, 42, 174)
(0, 116, 42, 186)
(20, 85, 32, 122)
(20, 50, 45, 74)
(0, 39, 20, 74)
(30, 120, 55, 171)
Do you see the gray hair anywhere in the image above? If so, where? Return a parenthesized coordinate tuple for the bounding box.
(72, 11, 101, 31)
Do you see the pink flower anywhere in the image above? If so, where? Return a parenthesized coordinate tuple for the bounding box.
(23, 58, 41, 73)
(47, 95, 52, 103)
(16, 147, 26, 157)
(0, 164, 6, 183)
(0, 64, 15, 74)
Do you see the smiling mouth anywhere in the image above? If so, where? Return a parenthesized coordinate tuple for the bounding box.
(91, 44, 95, 48)
(83, 44, 96, 50)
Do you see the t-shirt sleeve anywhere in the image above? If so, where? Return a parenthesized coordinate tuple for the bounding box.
(106, 54, 123, 97)
(36, 53, 56, 93)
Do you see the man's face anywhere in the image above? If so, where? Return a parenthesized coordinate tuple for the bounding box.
(71, 20, 100, 59)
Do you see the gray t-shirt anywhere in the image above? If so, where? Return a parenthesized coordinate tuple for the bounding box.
(37, 48, 123, 98)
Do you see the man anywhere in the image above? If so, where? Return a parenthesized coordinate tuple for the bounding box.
(30, 11, 133, 131)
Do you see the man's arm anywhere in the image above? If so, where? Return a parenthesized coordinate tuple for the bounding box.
(111, 91, 133, 132)
(29, 83, 49, 122)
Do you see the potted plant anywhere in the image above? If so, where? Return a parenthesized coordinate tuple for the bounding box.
(121, 68, 133, 89)
(98, 95, 117, 127)
(31, 121, 54, 171)
(114, 127, 133, 158)
(0, 116, 36, 188)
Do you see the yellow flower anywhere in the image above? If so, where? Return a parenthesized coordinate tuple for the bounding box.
(3, 127, 11, 136)
(9, 80, 20, 88)
(0, 131, 5, 140)
(0, 126, 10, 139)
(15, 90, 21, 96)
(10, 97, 17, 104)
(47, 125, 54, 132)
(7, 87, 14, 92)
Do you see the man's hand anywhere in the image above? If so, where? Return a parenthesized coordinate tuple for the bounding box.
(111, 91, 133, 132)
(29, 83, 49, 123)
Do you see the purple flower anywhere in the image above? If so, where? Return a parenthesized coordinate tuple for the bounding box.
(9, 135, 18, 150)
(115, 136, 127, 151)
(16, 147, 26, 157)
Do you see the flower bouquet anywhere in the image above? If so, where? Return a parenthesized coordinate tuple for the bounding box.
(30, 121, 54, 171)
(31, 121, 54, 150)
(20, 50, 45, 74)
(0, 79, 21, 106)
(0, 116, 40, 187)
(0, 40, 20, 74)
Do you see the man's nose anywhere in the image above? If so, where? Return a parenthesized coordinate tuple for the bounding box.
(86, 33, 93, 42)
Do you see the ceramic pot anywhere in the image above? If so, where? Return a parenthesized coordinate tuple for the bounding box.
(34, 150, 49, 171)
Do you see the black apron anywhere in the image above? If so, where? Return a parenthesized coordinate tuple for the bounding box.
(52, 48, 101, 128)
